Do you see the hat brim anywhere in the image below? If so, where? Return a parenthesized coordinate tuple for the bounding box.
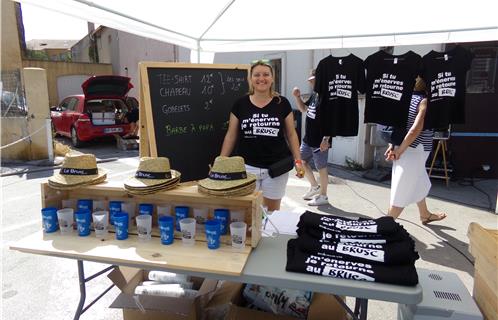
(124, 177, 180, 191)
(48, 174, 107, 190)
(198, 182, 256, 197)
(197, 173, 256, 190)
(125, 182, 180, 195)
(48, 168, 107, 186)
(124, 170, 181, 188)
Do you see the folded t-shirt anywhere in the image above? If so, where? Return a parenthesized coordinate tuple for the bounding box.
(295, 233, 418, 265)
(286, 239, 419, 286)
(296, 225, 411, 244)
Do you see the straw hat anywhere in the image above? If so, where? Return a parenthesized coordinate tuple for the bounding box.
(48, 153, 107, 187)
(124, 157, 181, 188)
(198, 156, 256, 191)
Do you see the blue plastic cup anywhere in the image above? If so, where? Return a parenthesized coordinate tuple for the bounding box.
(174, 206, 189, 231)
(205, 219, 221, 249)
(77, 199, 93, 212)
(114, 212, 129, 240)
(158, 215, 175, 245)
(109, 201, 123, 225)
(41, 207, 59, 233)
(138, 203, 154, 216)
(75, 209, 91, 236)
(214, 208, 230, 235)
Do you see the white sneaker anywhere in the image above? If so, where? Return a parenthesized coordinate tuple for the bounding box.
(302, 185, 320, 200)
(307, 194, 329, 206)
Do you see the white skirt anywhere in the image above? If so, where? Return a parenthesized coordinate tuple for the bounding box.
(390, 144, 431, 208)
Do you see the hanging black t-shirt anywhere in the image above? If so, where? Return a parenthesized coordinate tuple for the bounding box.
(422, 46, 473, 129)
(231, 95, 292, 168)
(303, 92, 322, 147)
(364, 50, 422, 127)
(314, 54, 366, 137)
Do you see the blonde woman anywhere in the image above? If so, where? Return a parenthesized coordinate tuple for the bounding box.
(221, 60, 304, 211)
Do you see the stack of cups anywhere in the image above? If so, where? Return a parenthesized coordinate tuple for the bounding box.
(158, 215, 174, 245)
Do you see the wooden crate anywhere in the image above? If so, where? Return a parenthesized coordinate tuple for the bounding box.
(467, 222, 498, 320)
(42, 180, 263, 248)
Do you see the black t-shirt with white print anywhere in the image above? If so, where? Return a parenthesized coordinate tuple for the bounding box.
(314, 54, 366, 137)
(422, 45, 473, 129)
(231, 95, 292, 168)
(303, 92, 321, 147)
(364, 50, 422, 127)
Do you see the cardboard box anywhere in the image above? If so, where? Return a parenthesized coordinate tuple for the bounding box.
(108, 267, 218, 320)
(205, 281, 346, 320)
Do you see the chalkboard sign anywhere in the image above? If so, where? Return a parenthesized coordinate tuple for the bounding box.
(140, 63, 249, 182)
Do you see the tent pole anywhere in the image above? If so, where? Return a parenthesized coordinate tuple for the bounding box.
(197, 40, 201, 63)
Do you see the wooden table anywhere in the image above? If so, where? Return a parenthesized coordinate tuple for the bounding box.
(10, 231, 423, 320)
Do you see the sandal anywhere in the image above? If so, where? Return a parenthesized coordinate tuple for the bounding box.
(421, 212, 447, 225)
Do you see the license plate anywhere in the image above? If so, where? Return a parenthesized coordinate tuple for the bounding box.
(104, 127, 123, 133)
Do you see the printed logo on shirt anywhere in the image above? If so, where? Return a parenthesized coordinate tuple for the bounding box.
(430, 72, 456, 99)
(306, 95, 318, 120)
(336, 243, 385, 262)
(328, 74, 353, 100)
(322, 266, 375, 281)
(372, 73, 404, 101)
(241, 113, 281, 136)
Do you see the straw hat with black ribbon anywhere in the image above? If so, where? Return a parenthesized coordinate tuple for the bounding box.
(124, 157, 181, 189)
(198, 156, 256, 191)
(48, 153, 107, 188)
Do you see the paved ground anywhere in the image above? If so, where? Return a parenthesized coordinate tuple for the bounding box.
(1, 137, 497, 319)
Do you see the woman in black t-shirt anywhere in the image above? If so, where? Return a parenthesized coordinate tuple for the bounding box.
(221, 60, 304, 211)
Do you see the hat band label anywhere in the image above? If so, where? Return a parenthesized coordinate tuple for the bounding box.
(60, 168, 98, 176)
(209, 171, 247, 181)
(135, 170, 172, 179)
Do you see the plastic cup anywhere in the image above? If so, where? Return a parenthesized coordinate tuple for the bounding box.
(205, 219, 221, 250)
(114, 212, 129, 240)
(230, 210, 246, 223)
(121, 202, 136, 226)
(109, 200, 123, 225)
(61, 199, 76, 210)
(93, 200, 107, 211)
(175, 206, 189, 231)
(77, 199, 93, 212)
(75, 210, 91, 237)
(157, 204, 172, 217)
(193, 208, 208, 225)
(41, 207, 59, 233)
(214, 208, 229, 235)
(57, 208, 74, 235)
(158, 216, 174, 245)
(136, 214, 152, 242)
(179, 218, 196, 246)
(230, 222, 247, 249)
(92, 211, 108, 239)
(138, 203, 154, 216)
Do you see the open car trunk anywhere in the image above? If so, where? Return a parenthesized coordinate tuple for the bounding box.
(86, 99, 128, 126)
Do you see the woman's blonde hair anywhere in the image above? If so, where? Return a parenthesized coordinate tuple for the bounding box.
(248, 60, 280, 101)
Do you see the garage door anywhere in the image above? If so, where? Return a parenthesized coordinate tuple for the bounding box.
(57, 75, 90, 102)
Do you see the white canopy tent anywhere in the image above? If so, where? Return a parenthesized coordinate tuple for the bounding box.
(15, 0, 498, 61)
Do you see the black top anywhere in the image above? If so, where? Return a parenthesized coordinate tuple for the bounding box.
(303, 92, 322, 147)
(125, 107, 139, 123)
(422, 46, 473, 129)
(364, 50, 423, 127)
(231, 95, 292, 168)
(314, 54, 366, 137)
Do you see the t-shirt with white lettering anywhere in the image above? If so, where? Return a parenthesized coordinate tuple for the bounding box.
(314, 54, 366, 137)
(303, 92, 322, 147)
(422, 45, 473, 129)
(231, 95, 292, 168)
(364, 50, 423, 127)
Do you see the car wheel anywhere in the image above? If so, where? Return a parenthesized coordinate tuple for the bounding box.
(71, 127, 83, 148)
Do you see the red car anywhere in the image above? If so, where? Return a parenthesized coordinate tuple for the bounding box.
(51, 75, 136, 147)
